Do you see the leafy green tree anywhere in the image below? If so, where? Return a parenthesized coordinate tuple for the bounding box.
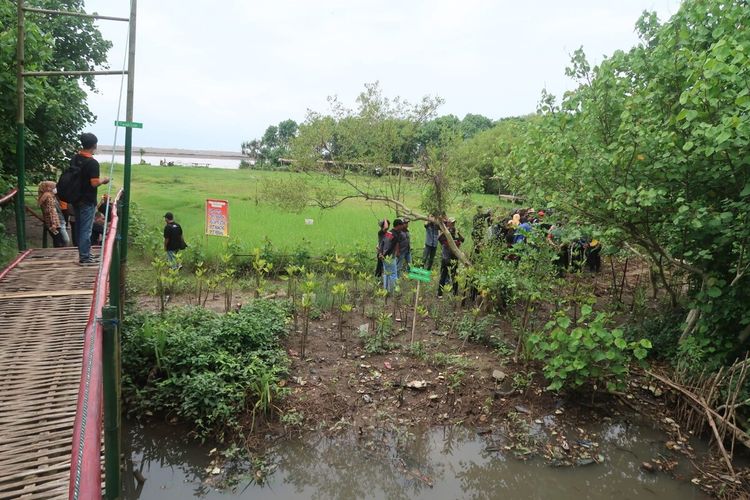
(286, 82, 472, 264)
(449, 116, 532, 194)
(0, 0, 112, 179)
(504, 0, 750, 366)
(241, 119, 298, 167)
(261, 125, 279, 149)
(415, 114, 461, 153)
(277, 118, 297, 144)
(460, 113, 494, 139)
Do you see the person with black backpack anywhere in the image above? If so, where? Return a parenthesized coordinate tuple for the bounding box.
(163, 212, 186, 269)
(58, 133, 110, 264)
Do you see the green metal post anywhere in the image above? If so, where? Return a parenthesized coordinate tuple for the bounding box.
(15, 0, 26, 251)
(102, 305, 121, 499)
(120, 0, 137, 267)
(122, 130, 132, 263)
(110, 213, 121, 317)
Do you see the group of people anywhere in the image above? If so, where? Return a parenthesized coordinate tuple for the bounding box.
(37, 132, 187, 269)
(375, 215, 465, 297)
(37, 132, 110, 265)
(471, 205, 602, 273)
(374, 205, 602, 297)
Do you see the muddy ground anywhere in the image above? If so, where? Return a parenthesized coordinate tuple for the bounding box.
(134, 264, 748, 498)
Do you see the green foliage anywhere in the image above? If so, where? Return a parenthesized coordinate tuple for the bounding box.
(293, 82, 443, 170)
(122, 301, 290, 441)
(464, 230, 559, 314)
(405, 340, 427, 360)
(241, 119, 298, 168)
(0, 0, 111, 179)
(448, 116, 531, 194)
(625, 308, 686, 361)
(504, 0, 750, 363)
(430, 352, 471, 369)
(457, 311, 503, 348)
(360, 312, 396, 354)
(527, 306, 652, 392)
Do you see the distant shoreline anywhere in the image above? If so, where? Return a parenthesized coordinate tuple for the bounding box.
(98, 145, 247, 161)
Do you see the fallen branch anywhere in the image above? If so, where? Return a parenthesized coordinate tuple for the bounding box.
(645, 370, 750, 450)
(702, 401, 736, 478)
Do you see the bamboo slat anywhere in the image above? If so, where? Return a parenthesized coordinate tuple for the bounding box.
(0, 290, 93, 300)
(0, 248, 103, 499)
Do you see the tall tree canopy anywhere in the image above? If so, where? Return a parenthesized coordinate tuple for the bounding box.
(241, 119, 298, 167)
(0, 0, 111, 180)
(502, 0, 750, 365)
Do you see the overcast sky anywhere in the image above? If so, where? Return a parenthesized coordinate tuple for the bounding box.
(83, 0, 682, 152)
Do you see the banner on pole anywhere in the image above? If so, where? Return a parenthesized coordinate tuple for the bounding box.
(205, 199, 229, 237)
(407, 267, 431, 283)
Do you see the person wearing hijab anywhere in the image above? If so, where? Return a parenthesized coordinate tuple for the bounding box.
(37, 181, 70, 247)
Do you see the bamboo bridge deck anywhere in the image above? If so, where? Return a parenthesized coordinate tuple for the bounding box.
(0, 247, 99, 499)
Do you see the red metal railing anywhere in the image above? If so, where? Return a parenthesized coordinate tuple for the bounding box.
(0, 249, 31, 281)
(0, 188, 18, 207)
(68, 189, 123, 499)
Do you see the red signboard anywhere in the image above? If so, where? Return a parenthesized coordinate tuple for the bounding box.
(205, 199, 229, 237)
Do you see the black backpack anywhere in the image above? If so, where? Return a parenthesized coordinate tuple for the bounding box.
(57, 155, 86, 204)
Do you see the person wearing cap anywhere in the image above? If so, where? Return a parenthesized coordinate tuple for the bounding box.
(163, 212, 185, 269)
(74, 132, 110, 265)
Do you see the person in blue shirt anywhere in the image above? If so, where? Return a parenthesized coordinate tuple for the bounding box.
(513, 217, 533, 244)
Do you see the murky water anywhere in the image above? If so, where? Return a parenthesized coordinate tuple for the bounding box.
(123, 420, 709, 499)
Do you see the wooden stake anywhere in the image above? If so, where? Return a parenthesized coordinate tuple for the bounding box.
(410, 281, 420, 344)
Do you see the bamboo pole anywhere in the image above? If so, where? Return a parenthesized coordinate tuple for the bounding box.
(410, 281, 420, 344)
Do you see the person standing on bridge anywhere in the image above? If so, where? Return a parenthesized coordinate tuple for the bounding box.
(73, 133, 110, 265)
(37, 181, 70, 247)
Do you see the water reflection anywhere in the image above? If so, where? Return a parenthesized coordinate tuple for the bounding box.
(124, 420, 709, 499)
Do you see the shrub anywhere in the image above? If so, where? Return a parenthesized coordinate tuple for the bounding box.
(122, 300, 290, 441)
(527, 305, 651, 392)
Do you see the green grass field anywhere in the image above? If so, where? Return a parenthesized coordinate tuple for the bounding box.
(102, 163, 503, 257)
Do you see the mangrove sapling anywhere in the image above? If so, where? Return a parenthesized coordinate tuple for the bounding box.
(361, 273, 378, 316)
(370, 287, 388, 332)
(284, 265, 304, 331)
(250, 248, 273, 298)
(300, 292, 313, 359)
(299, 274, 318, 358)
(218, 252, 237, 313)
(339, 303, 353, 340)
(152, 254, 182, 314)
(194, 261, 207, 306)
(331, 283, 348, 339)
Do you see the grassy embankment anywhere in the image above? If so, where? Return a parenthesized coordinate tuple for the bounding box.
(106, 163, 502, 257)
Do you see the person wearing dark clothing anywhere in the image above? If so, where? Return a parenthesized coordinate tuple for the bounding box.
(90, 212, 105, 246)
(398, 219, 411, 274)
(73, 133, 110, 265)
(585, 239, 602, 272)
(422, 220, 439, 270)
(375, 219, 390, 277)
(438, 218, 464, 297)
(381, 218, 406, 293)
(163, 212, 185, 269)
(98, 194, 114, 222)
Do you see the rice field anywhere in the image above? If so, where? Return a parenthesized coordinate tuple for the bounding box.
(106, 163, 503, 256)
